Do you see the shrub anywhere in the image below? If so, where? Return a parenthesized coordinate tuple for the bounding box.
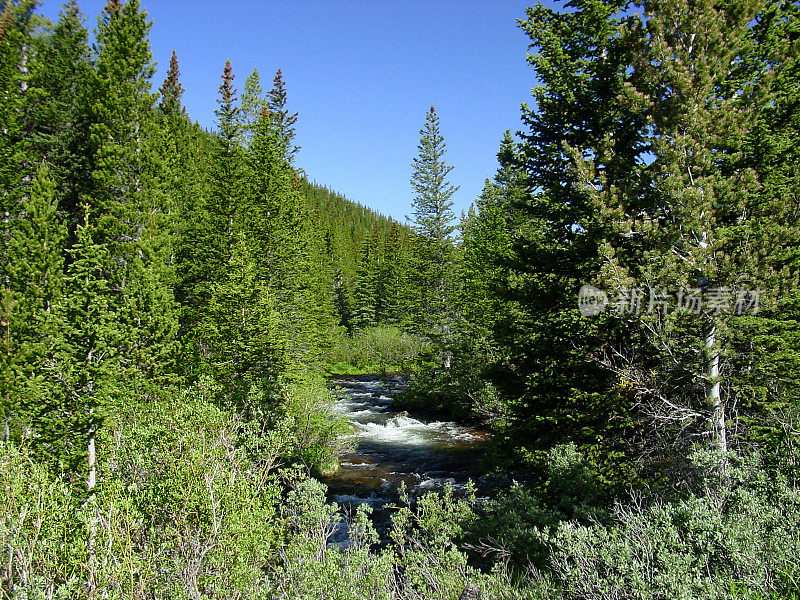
(326, 325, 428, 374)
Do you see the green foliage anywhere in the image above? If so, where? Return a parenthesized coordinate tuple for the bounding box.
(157, 49, 184, 116)
(3, 1, 800, 598)
(1, 166, 67, 437)
(265, 68, 299, 162)
(326, 325, 428, 374)
(540, 453, 800, 600)
(26, 0, 93, 220)
(407, 106, 459, 338)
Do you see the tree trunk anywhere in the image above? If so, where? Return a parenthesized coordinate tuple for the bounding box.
(704, 321, 727, 457)
(86, 428, 97, 597)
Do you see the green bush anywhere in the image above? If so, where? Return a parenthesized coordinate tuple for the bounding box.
(325, 325, 428, 374)
(539, 452, 800, 599)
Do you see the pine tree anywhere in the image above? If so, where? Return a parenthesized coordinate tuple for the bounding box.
(88, 0, 180, 390)
(246, 106, 335, 369)
(486, 0, 644, 479)
(265, 68, 299, 162)
(200, 231, 288, 413)
(238, 67, 265, 146)
(378, 221, 413, 326)
(351, 235, 381, 329)
(88, 0, 156, 237)
(37, 206, 121, 477)
(158, 48, 184, 116)
(572, 0, 774, 466)
(215, 59, 241, 143)
(0, 165, 67, 441)
(44, 205, 122, 592)
(0, 0, 37, 262)
(178, 60, 245, 376)
(26, 0, 93, 222)
(408, 106, 458, 346)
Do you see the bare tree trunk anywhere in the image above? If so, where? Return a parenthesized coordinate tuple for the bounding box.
(704, 321, 727, 457)
(87, 428, 97, 597)
(19, 43, 28, 94)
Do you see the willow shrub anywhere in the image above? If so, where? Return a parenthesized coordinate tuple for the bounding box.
(538, 451, 800, 600)
(326, 325, 428, 374)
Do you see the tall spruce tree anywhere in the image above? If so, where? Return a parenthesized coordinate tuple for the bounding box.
(26, 0, 93, 223)
(89, 0, 180, 391)
(158, 48, 184, 116)
(178, 61, 244, 375)
(486, 0, 645, 478)
(408, 106, 459, 345)
(238, 67, 265, 146)
(265, 68, 299, 162)
(1, 166, 67, 442)
(246, 106, 335, 369)
(567, 0, 785, 469)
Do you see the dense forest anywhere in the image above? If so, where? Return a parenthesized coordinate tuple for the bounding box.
(1, 0, 799, 598)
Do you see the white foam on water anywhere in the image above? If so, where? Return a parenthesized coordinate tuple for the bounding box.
(426, 421, 484, 441)
(330, 493, 386, 507)
(354, 421, 428, 444)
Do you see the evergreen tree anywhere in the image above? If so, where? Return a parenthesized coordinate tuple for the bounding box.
(88, 0, 156, 237)
(26, 0, 93, 223)
(351, 234, 381, 329)
(572, 0, 783, 466)
(200, 231, 288, 413)
(407, 106, 458, 351)
(486, 0, 644, 478)
(378, 221, 413, 326)
(158, 48, 184, 116)
(89, 0, 180, 390)
(0, 166, 67, 441)
(215, 59, 241, 143)
(265, 68, 299, 162)
(238, 67, 264, 146)
(0, 0, 37, 262)
(37, 206, 120, 477)
(246, 106, 335, 369)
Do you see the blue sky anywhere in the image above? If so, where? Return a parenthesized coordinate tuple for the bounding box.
(38, 0, 540, 222)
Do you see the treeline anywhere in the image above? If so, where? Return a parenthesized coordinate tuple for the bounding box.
(299, 179, 417, 333)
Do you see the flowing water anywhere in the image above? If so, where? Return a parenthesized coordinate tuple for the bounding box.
(319, 375, 491, 546)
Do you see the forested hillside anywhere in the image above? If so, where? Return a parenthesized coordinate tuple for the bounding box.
(2, 0, 800, 598)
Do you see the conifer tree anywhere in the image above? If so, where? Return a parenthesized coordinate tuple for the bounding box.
(0, 0, 37, 257)
(200, 231, 288, 413)
(573, 0, 774, 464)
(89, 0, 180, 390)
(89, 0, 156, 236)
(158, 48, 184, 116)
(238, 67, 265, 146)
(246, 106, 335, 368)
(265, 68, 299, 162)
(351, 236, 381, 329)
(408, 106, 458, 346)
(38, 206, 120, 477)
(178, 60, 245, 376)
(26, 0, 93, 222)
(0, 166, 67, 441)
(488, 0, 644, 477)
(215, 60, 241, 143)
(378, 221, 413, 326)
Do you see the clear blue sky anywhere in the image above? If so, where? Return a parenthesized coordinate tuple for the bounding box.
(38, 0, 541, 222)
